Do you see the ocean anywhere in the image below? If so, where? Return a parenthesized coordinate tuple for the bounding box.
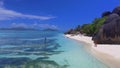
(0, 30, 109, 68)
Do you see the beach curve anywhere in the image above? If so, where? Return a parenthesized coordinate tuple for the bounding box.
(65, 34, 120, 68)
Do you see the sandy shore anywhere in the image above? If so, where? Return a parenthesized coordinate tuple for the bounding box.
(65, 34, 120, 68)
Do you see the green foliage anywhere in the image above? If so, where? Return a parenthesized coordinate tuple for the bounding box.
(64, 25, 81, 34)
(92, 17, 106, 33)
(74, 25, 81, 31)
(81, 17, 106, 36)
(65, 17, 106, 36)
(81, 24, 90, 34)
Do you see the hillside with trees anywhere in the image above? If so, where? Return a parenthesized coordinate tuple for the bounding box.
(65, 6, 120, 44)
(65, 15, 106, 36)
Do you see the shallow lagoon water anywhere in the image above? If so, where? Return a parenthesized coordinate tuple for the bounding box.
(0, 30, 109, 68)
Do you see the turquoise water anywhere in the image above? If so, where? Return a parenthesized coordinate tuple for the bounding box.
(0, 30, 109, 68)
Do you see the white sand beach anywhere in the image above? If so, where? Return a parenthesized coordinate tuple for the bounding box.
(65, 34, 120, 68)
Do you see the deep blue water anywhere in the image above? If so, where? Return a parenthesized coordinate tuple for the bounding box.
(0, 30, 109, 68)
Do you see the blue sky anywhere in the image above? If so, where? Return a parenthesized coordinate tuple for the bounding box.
(0, 0, 120, 31)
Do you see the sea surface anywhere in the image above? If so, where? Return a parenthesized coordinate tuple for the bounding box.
(0, 30, 109, 68)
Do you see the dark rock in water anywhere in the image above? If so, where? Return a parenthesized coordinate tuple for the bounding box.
(0, 58, 30, 66)
(112, 6, 120, 16)
(102, 11, 111, 17)
(0, 58, 69, 68)
(93, 12, 120, 44)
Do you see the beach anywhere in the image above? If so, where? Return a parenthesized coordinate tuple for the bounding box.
(65, 34, 120, 68)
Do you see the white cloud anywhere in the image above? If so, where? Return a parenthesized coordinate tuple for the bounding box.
(0, 0, 55, 20)
(11, 23, 58, 29)
(0, 8, 55, 20)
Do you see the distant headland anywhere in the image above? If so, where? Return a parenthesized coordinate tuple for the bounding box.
(0, 27, 37, 30)
(0, 27, 58, 31)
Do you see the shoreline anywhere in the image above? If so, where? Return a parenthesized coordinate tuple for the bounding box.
(65, 34, 120, 68)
